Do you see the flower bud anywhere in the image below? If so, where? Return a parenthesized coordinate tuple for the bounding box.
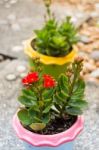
(75, 56, 84, 63)
(43, 0, 51, 6)
(66, 71, 72, 77)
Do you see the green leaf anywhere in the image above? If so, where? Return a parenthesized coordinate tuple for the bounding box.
(18, 96, 37, 107)
(66, 106, 82, 115)
(74, 79, 85, 92)
(58, 74, 69, 92)
(42, 113, 50, 124)
(43, 88, 54, 99)
(43, 104, 52, 114)
(28, 107, 39, 118)
(68, 100, 88, 108)
(55, 92, 65, 103)
(30, 105, 40, 112)
(60, 90, 69, 99)
(18, 109, 32, 126)
(29, 123, 46, 131)
(22, 89, 36, 98)
(33, 116, 42, 123)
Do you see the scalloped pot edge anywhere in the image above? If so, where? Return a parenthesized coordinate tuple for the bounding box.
(24, 38, 78, 65)
(13, 114, 84, 147)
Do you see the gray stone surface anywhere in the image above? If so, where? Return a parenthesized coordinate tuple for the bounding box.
(0, 60, 28, 150)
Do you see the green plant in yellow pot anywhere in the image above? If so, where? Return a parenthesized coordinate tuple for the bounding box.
(24, 0, 78, 79)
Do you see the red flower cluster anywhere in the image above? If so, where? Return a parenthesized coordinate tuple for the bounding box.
(22, 72, 39, 85)
(43, 74, 56, 88)
(22, 72, 56, 88)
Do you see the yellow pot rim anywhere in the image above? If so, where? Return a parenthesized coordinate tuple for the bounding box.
(24, 38, 78, 65)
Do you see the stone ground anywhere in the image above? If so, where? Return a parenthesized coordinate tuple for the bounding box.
(0, 0, 99, 150)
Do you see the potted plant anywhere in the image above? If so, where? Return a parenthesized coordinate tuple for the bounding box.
(13, 57, 87, 150)
(24, 0, 78, 78)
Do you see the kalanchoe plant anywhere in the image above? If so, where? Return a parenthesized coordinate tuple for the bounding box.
(18, 72, 56, 131)
(18, 57, 87, 132)
(33, 0, 78, 57)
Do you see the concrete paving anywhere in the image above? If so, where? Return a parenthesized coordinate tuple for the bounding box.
(0, 0, 99, 150)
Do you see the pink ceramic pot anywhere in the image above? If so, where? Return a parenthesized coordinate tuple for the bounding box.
(13, 114, 84, 150)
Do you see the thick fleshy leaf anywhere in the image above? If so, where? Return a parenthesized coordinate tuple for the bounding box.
(18, 96, 37, 107)
(43, 89, 54, 99)
(58, 74, 69, 92)
(66, 106, 82, 115)
(43, 104, 52, 113)
(68, 100, 88, 108)
(22, 89, 36, 97)
(29, 123, 46, 131)
(42, 113, 50, 124)
(18, 109, 32, 126)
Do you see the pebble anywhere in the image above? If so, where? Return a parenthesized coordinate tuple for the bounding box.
(16, 65, 26, 73)
(91, 12, 99, 17)
(76, 13, 84, 19)
(80, 35, 90, 44)
(71, 17, 77, 24)
(84, 74, 98, 84)
(10, 0, 18, 4)
(96, 61, 99, 67)
(83, 62, 96, 73)
(95, 3, 99, 9)
(21, 40, 27, 46)
(90, 69, 99, 78)
(5, 73, 17, 81)
(4, 3, 10, 8)
(0, 20, 7, 25)
(90, 50, 99, 61)
(11, 23, 20, 31)
(7, 14, 16, 21)
(12, 46, 23, 52)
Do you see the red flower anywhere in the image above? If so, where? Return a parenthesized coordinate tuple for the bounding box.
(43, 74, 56, 88)
(22, 72, 39, 85)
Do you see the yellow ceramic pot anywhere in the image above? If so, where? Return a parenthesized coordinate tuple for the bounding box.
(24, 38, 78, 78)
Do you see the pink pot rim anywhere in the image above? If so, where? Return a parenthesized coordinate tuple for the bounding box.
(13, 114, 84, 147)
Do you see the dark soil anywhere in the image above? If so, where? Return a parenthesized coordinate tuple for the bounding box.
(26, 115, 77, 135)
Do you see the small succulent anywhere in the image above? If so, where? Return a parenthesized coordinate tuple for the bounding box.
(34, 17, 78, 57)
(33, 0, 78, 57)
(18, 57, 87, 131)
